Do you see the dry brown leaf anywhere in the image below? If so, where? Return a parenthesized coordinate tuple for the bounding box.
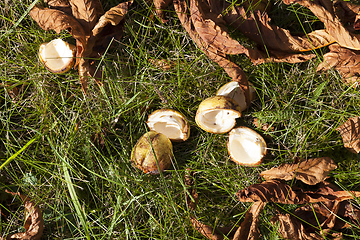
(190, 202, 264, 240)
(283, 0, 360, 50)
(317, 44, 360, 87)
(68, 0, 104, 35)
(174, 0, 251, 106)
(30, 0, 131, 93)
(295, 200, 352, 231)
(270, 214, 342, 240)
(334, 0, 360, 31)
(1, 190, 44, 240)
(190, 217, 227, 240)
(223, 5, 335, 53)
(260, 157, 337, 185)
(237, 180, 360, 204)
(151, 0, 172, 23)
(190, 0, 250, 55)
(45, 0, 72, 15)
(336, 116, 360, 153)
(232, 201, 265, 240)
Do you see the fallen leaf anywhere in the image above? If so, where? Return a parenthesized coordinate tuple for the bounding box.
(223, 5, 334, 55)
(30, 0, 132, 93)
(334, 0, 360, 31)
(237, 180, 360, 204)
(190, 203, 264, 240)
(317, 44, 360, 87)
(190, 217, 227, 240)
(45, 0, 72, 15)
(151, 0, 172, 23)
(271, 214, 343, 240)
(283, 0, 360, 51)
(294, 200, 351, 231)
(2, 190, 44, 240)
(260, 157, 337, 185)
(336, 116, 360, 153)
(232, 201, 265, 240)
(174, 0, 251, 106)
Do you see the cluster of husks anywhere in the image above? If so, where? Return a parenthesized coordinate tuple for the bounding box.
(186, 157, 360, 240)
(195, 82, 267, 166)
(131, 109, 190, 174)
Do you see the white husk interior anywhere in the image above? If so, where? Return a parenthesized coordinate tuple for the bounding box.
(198, 109, 238, 133)
(217, 81, 246, 111)
(40, 39, 73, 70)
(228, 128, 266, 164)
(148, 114, 184, 140)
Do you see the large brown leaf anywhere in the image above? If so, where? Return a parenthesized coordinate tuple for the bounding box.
(223, 5, 335, 53)
(294, 200, 351, 231)
(317, 44, 360, 87)
(45, 0, 72, 15)
(260, 157, 337, 185)
(232, 201, 265, 240)
(68, 0, 103, 35)
(173, 0, 251, 106)
(237, 180, 360, 204)
(336, 116, 360, 153)
(190, 202, 265, 240)
(271, 214, 343, 240)
(1, 190, 44, 240)
(334, 0, 360, 31)
(283, 0, 360, 50)
(190, 0, 250, 55)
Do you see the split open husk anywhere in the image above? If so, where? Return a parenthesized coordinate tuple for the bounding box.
(147, 109, 190, 142)
(38, 38, 76, 74)
(227, 126, 267, 166)
(216, 81, 256, 111)
(195, 96, 241, 134)
(131, 131, 173, 174)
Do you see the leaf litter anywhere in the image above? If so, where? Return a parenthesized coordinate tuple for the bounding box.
(186, 156, 360, 239)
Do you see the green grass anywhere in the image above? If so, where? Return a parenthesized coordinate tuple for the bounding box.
(1, 0, 360, 239)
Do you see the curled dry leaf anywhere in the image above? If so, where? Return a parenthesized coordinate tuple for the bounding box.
(30, 0, 132, 93)
(1, 190, 44, 240)
(336, 116, 360, 153)
(283, 0, 360, 50)
(270, 214, 343, 240)
(151, 0, 172, 23)
(190, 217, 228, 240)
(237, 180, 360, 204)
(260, 157, 337, 185)
(232, 201, 265, 240)
(224, 5, 335, 54)
(317, 44, 360, 87)
(294, 200, 352, 231)
(174, 0, 251, 105)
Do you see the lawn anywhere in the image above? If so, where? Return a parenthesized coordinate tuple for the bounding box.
(1, 0, 360, 239)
